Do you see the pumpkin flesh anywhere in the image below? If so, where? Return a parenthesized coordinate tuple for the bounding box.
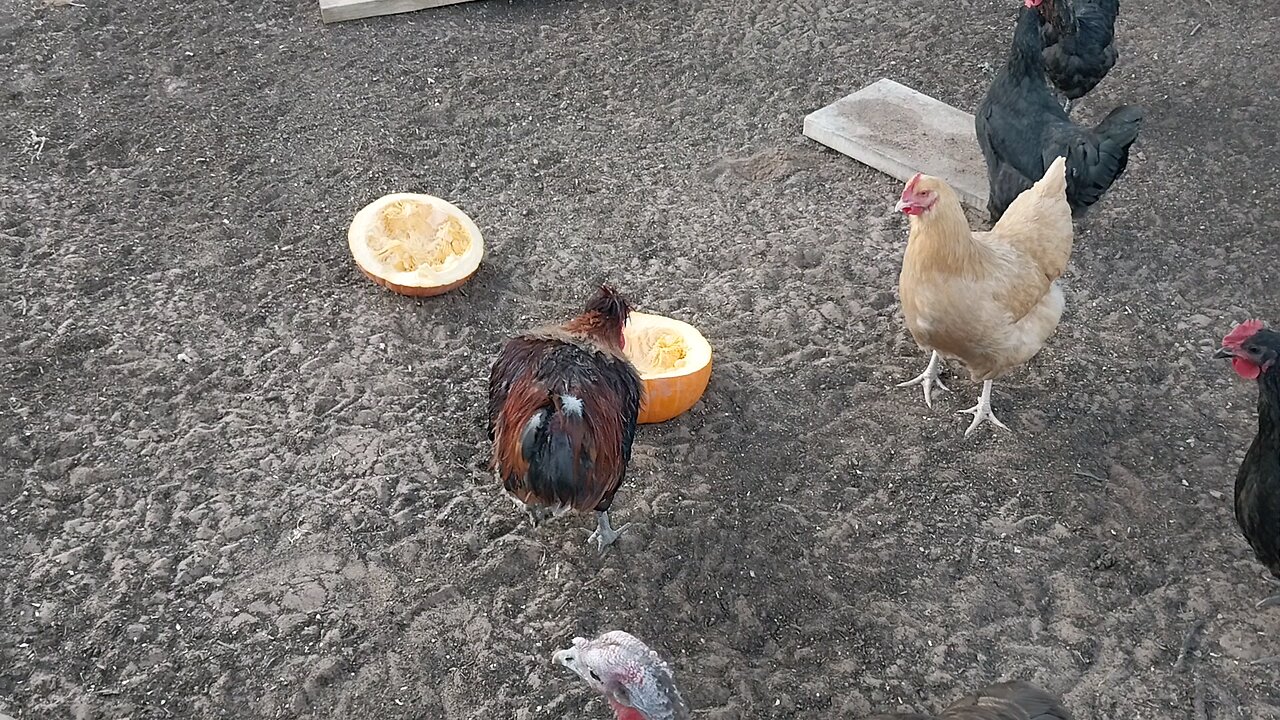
(624, 311, 712, 424)
(348, 193, 484, 297)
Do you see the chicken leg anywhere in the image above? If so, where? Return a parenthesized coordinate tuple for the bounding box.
(587, 511, 628, 553)
(1257, 573, 1280, 610)
(898, 350, 950, 408)
(526, 505, 552, 527)
(959, 380, 1009, 437)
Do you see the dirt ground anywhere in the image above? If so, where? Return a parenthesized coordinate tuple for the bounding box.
(3, 0, 1280, 717)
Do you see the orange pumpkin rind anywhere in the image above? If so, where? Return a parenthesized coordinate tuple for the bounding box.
(624, 311, 713, 424)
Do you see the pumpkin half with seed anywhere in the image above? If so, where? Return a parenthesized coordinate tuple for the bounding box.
(347, 193, 483, 297)
(623, 311, 712, 424)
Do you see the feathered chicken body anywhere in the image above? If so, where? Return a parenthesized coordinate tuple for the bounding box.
(896, 156, 1073, 435)
(1215, 320, 1280, 608)
(865, 681, 1073, 720)
(1038, 0, 1120, 110)
(976, 1, 1142, 221)
(488, 286, 643, 551)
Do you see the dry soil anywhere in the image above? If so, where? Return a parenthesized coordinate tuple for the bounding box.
(3, 0, 1280, 718)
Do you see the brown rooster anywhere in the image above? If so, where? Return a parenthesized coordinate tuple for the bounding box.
(488, 285, 643, 551)
(895, 155, 1072, 436)
(553, 631, 689, 720)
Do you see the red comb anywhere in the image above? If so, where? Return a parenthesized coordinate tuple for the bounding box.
(904, 173, 922, 192)
(1223, 319, 1265, 347)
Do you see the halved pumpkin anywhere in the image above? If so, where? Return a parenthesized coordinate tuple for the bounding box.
(624, 311, 712, 424)
(347, 193, 484, 297)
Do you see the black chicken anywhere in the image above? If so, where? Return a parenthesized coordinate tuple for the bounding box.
(865, 681, 1072, 720)
(1036, 0, 1121, 114)
(1214, 320, 1280, 608)
(975, 0, 1143, 221)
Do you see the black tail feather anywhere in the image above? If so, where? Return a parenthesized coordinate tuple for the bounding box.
(524, 395, 591, 509)
(1066, 104, 1143, 211)
(1094, 104, 1143, 155)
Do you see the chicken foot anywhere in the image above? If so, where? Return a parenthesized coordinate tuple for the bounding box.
(587, 510, 629, 553)
(959, 380, 1010, 437)
(526, 504, 552, 527)
(1255, 573, 1280, 610)
(898, 350, 950, 408)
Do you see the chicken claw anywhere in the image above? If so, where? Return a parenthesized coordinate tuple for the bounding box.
(587, 511, 628, 553)
(1256, 573, 1280, 610)
(959, 380, 1010, 437)
(898, 350, 950, 408)
(526, 505, 552, 527)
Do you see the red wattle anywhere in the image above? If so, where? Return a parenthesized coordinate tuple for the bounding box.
(1233, 357, 1262, 380)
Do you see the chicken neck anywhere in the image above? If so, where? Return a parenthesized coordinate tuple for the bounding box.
(1042, 0, 1075, 34)
(904, 201, 996, 279)
(1245, 371, 1280, 609)
(607, 691, 689, 720)
(609, 704, 648, 720)
(563, 311, 626, 352)
(1007, 6, 1049, 80)
(1242, 370, 1280, 517)
(1257, 372, 1280, 444)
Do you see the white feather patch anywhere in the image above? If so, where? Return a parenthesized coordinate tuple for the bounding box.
(560, 394, 585, 415)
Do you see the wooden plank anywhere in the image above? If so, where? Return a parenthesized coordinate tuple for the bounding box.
(320, 0, 479, 24)
(804, 78, 990, 216)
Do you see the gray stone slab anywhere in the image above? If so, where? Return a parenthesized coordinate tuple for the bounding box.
(319, 0, 479, 24)
(803, 78, 989, 216)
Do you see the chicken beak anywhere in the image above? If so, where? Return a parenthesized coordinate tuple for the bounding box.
(552, 648, 575, 667)
(894, 198, 911, 213)
(1213, 347, 1235, 360)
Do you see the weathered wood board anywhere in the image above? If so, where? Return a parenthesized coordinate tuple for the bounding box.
(320, 0, 479, 24)
(803, 78, 990, 215)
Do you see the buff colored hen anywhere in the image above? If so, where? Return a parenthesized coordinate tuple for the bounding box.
(895, 155, 1072, 436)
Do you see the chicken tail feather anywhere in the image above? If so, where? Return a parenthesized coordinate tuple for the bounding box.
(1064, 104, 1143, 212)
(524, 393, 596, 509)
(993, 154, 1070, 235)
(1090, 104, 1143, 188)
(988, 154, 1074, 282)
(1094, 104, 1144, 149)
(1038, 155, 1069, 198)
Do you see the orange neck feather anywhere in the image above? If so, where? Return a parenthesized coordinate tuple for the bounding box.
(563, 311, 625, 350)
(903, 195, 991, 277)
